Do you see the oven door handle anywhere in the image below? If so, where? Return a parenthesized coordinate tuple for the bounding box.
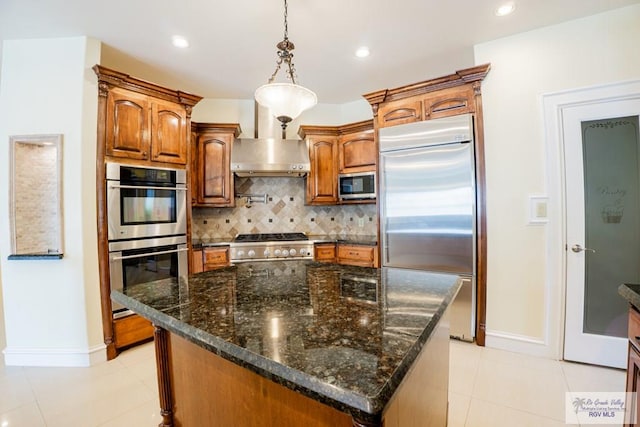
(109, 184, 187, 191)
(111, 247, 188, 261)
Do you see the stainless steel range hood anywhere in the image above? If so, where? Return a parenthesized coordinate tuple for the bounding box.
(230, 104, 310, 177)
(231, 138, 310, 177)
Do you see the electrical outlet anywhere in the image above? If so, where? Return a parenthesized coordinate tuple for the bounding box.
(357, 218, 364, 228)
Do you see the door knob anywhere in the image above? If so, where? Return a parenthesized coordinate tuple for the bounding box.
(571, 244, 596, 253)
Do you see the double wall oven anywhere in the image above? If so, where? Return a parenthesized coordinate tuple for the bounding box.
(106, 162, 188, 318)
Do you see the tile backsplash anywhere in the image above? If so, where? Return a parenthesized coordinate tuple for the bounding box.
(192, 177, 377, 240)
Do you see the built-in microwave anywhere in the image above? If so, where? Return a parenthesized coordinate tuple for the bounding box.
(338, 172, 376, 200)
(106, 162, 187, 241)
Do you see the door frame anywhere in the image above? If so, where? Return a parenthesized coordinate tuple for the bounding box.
(543, 79, 640, 360)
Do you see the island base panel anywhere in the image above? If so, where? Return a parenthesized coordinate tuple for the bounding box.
(383, 311, 449, 427)
(166, 332, 356, 427)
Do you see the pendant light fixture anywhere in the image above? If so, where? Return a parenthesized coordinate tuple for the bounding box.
(254, 0, 317, 131)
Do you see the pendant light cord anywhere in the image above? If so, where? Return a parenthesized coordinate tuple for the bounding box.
(267, 0, 298, 85)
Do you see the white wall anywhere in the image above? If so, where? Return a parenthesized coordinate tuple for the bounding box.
(0, 37, 104, 366)
(0, 272, 4, 354)
(475, 4, 640, 357)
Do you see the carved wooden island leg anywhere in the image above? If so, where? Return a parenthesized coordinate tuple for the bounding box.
(154, 327, 174, 427)
(352, 418, 382, 427)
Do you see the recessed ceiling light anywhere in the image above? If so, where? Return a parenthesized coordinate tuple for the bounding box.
(355, 46, 370, 58)
(172, 35, 189, 48)
(495, 2, 515, 16)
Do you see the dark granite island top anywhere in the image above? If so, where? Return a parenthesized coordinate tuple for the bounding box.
(112, 260, 461, 426)
(619, 284, 640, 311)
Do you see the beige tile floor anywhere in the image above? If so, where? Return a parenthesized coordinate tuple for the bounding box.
(0, 339, 626, 426)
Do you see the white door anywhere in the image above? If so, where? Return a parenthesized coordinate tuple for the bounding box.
(563, 98, 640, 368)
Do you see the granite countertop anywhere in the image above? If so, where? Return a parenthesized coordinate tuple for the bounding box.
(192, 234, 378, 248)
(619, 284, 640, 311)
(309, 234, 378, 246)
(192, 238, 233, 249)
(112, 260, 459, 423)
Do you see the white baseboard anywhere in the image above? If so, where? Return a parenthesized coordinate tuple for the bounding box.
(2, 343, 107, 367)
(485, 329, 558, 359)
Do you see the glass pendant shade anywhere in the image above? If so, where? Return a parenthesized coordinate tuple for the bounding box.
(254, 82, 317, 123)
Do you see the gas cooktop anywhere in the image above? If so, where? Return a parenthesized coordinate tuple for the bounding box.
(230, 233, 312, 262)
(234, 233, 308, 242)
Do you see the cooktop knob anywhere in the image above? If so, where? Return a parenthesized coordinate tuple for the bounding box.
(263, 249, 270, 258)
(282, 249, 289, 257)
(247, 250, 255, 257)
(237, 250, 245, 258)
(274, 249, 282, 256)
(289, 248, 297, 256)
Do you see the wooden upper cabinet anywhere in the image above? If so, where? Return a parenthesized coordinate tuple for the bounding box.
(105, 87, 150, 160)
(364, 64, 490, 129)
(424, 85, 476, 120)
(377, 98, 422, 128)
(152, 99, 187, 164)
(192, 123, 241, 207)
(307, 136, 338, 204)
(300, 120, 374, 205)
(94, 65, 202, 167)
(199, 134, 232, 205)
(374, 86, 477, 128)
(338, 121, 375, 173)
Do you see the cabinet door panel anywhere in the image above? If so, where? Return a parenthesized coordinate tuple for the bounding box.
(191, 249, 204, 274)
(203, 247, 230, 270)
(378, 99, 422, 127)
(198, 134, 233, 205)
(153, 100, 187, 164)
(308, 138, 338, 204)
(424, 86, 475, 120)
(314, 243, 336, 262)
(339, 132, 376, 173)
(626, 343, 640, 426)
(106, 89, 150, 160)
(337, 244, 375, 267)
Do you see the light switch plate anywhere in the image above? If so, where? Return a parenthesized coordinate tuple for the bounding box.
(529, 195, 549, 224)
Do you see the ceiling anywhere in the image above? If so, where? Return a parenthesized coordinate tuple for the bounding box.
(1, 0, 638, 104)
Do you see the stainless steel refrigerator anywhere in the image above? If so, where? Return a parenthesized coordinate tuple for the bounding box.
(379, 114, 476, 341)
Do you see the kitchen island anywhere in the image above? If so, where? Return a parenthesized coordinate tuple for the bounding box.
(111, 260, 461, 426)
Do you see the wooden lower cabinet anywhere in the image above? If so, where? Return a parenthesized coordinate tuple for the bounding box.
(153, 316, 449, 427)
(625, 306, 640, 426)
(191, 246, 230, 273)
(626, 343, 640, 426)
(191, 248, 204, 274)
(162, 331, 354, 427)
(203, 246, 230, 270)
(337, 244, 377, 268)
(314, 243, 336, 263)
(113, 314, 154, 349)
(314, 243, 378, 267)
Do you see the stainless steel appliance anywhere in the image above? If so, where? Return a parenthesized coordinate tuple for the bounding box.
(379, 114, 476, 341)
(108, 235, 188, 318)
(106, 162, 187, 241)
(230, 233, 314, 263)
(338, 171, 376, 200)
(231, 139, 310, 177)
